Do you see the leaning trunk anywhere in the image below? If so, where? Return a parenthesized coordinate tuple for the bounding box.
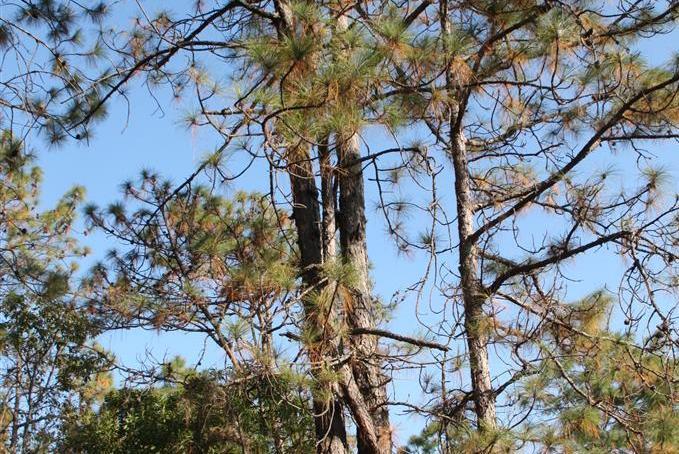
(337, 133, 392, 452)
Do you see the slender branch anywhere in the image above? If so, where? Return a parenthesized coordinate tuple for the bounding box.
(487, 230, 630, 293)
(350, 327, 449, 352)
(470, 71, 679, 243)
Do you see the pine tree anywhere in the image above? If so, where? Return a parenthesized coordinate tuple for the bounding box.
(83, 173, 298, 374)
(0, 1, 111, 143)
(0, 131, 110, 452)
(3, 1, 679, 452)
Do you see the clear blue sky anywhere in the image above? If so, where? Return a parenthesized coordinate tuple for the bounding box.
(31, 1, 679, 445)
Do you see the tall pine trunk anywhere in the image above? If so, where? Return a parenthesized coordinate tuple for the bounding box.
(440, 0, 496, 425)
(288, 148, 349, 453)
(332, 8, 392, 450)
(273, 0, 349, 448)
(337, 133, 392, 452)
(449, 109, 497, 431)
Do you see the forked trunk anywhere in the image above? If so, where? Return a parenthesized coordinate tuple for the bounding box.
(337, 133, 392, 453)
(288, 149, 349, 453)
(273, 0, 349, 448)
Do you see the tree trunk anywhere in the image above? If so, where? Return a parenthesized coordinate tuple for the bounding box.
(273, 0, 349, 447)
(449, 111, 497, 432)
(319, 138, 337, 261)
(288, 148, 349, 453)
(337, 133, 392, 453)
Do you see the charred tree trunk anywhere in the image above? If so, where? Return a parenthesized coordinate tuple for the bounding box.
(331, 7, 391, 450)
(449, 110, 497, 432)
(273, 0, 349, 448)
(337, 133, 392, 453)
(288, 147, 349, 453)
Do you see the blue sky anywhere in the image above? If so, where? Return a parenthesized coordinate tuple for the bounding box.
(36, 83, 440, 443)
(28, 0, 679, 445)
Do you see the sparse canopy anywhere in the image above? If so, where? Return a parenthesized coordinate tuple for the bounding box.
(1, 0, 678, 453)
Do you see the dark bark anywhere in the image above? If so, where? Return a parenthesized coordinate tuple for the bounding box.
(272, 0, 349, 447)
(337, 133, 392, 453)
(288, 148, 349, 453)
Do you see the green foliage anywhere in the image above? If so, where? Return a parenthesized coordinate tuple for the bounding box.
(512, 292, 679, 453)
(408, 291, 678, 452)
(0, 131, 109, 451)
(62, 368, 315, 453)
(404, 421, 441, 453)
(83, 175, 297, 362)
(1, 1, 112, 143)
(404, 420, 515, 454)
(5, 0, 679, 452)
